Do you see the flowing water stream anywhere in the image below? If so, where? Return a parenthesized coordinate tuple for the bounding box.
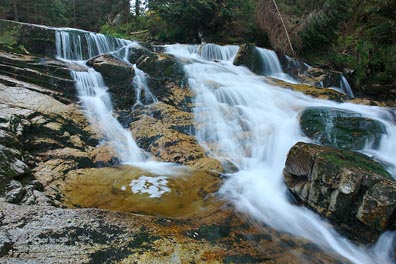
(55, 30, 395, 263)
(165, 43, 396, 264)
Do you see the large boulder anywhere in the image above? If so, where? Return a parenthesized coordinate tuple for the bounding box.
(126, 46, 192, 111)
(284, 142, 395, 243)
(233, 44, 263, 75)
(87, 54, 136, 109)
(300, 107, 386, 150)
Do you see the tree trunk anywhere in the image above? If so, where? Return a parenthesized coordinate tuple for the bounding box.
(13, 0, 18, 21)
(73, 0, 77, 27)
(135, 0, 140, 16)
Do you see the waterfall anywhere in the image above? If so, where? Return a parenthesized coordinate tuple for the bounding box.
(256, 47, 296, 82)
(166, 43, 239, 62)
(165, 44, 396, 264)
(340, 75, 354, 97)
(55, 29, 131, 60)
(71, 67, 144, 162)
(55, 29, 144, 163)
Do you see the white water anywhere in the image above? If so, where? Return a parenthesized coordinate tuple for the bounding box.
(165, 44, 396, 264)
(341, 75, 354, 97)
(132, 64, 158, 108)
(256, 47, 296, 82)
(71, 67, 144, 162)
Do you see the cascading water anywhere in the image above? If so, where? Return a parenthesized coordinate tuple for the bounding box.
(165, 44, 396, 264)
(55, 30, 144, 163)
(71, 67, 144, 162)
(340, 75, 354, 97)
(132, 64, 158, 108)
(55, 30, 131, 61)
(256, 47, 294, 81)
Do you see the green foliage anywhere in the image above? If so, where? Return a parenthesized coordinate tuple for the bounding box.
(298, 0, 350, 50)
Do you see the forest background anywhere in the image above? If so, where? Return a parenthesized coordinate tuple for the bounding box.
(0, 0, 394, 90)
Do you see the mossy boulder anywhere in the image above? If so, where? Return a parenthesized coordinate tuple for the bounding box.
(284, 142, 395, 243)
(300, 107, 386, 150)
(0, 19, 56, 56)
(233, 44, 263, 75)
(87, 54, 136, 109)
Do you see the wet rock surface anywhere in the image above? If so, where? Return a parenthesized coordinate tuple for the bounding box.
(284, 142, 395, 243)
(265, 77, 348, 102)
(300, 107, 386, 150)
(233, 44, 263, 75)
(61, 165, 221, 218)
(87, 54, 136, 110)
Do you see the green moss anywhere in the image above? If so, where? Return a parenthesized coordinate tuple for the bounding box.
(0, 22, 23, 53)
(319, 150, 392, 180)
(300, 107, 386, 150)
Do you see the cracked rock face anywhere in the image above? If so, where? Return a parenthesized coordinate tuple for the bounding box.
(284, 142, 396, 243)
(0, 201, 346, 264)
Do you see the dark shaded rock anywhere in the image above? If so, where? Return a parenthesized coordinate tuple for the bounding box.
(300, 107, 386, 150)
(284, 142, 395, 243)
(358, 83, 396, 102)
(87, 54, 136, 110)
(5, 187, 26, 204)
(233, 44, 263, 75)
(0, 144, 30, 191)
(277, 53, 308, 77)
(0, 230, 13, 257)
(127, 45, 153, 64)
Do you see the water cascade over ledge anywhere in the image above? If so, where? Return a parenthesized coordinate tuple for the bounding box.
(165, 43, 396, 264)
(55, 30, 145, 163)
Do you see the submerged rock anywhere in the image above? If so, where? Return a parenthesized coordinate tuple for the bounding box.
(61, 165, 221, 218)
(284, 142, 395, 243)
(300, 107, 386, 150)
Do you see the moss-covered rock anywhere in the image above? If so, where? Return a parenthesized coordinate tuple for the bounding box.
(300, 107, 386, 150)
(284, 142, 395, 243)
